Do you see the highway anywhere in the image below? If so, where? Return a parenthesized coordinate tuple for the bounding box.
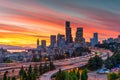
(0, 53, 92, 79)
(39, 49, 113, 80)
(0, 49, 112, 80)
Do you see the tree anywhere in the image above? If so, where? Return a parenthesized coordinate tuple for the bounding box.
(3, 72, 7, 80)
(33, 64, 38, 77)
(43, 62, 49, 73)
(19, 66, 27, 80)
(118, 70, 120, 78)
(28, 65, 32, 73)
(32, 71, 37, 80)
(69, 71, 78, 80)
(49, 61, 55, 70)
(55, 69, 65, 80)
(81, 69, 88, 80)
(73, 68, 76, 74)
(7, 77, 11, 80)
(12, 70, 15, 77)
(76, 69, 80, 80)
(105, 53, 120, 69)
(31, 56, 39, 62)
(104, 59, 114, 69)
(5, 59, 13, 63)
(11, 76, 16, 80)
(23, 70, 27, 80)
(87, 55, 103, 71)
(107, 73, 118, 80)
(19, 66, 24, 80)
(27, 65, 33, 80)
(39, 63, 43, 75)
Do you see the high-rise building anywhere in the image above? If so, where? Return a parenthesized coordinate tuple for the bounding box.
(57, 33, 65, 48)
(41, 40, 46, 47)
(118, 35, 120, 43)
(75, 27, 85, 44)
(50, 35, 56, 47)
(65, 21, 73, 44)
(37, 39, 39, 48)
(114, 35, 120, 43)
(118, 35, 120, 38)
(94, 33, 98, 44)
(90, 33, 98, 47)
(90, 38, 94, 46)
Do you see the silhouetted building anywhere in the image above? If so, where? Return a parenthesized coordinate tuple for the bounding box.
(37, 39, 40, 48)
(65, 21, 73, 44)
(117, 35, 120, 43)
(57, 33, 65, 48)
(91, 33, 98, 47)
(94, 33, 98, 44)
(75, 27, 85, 44)
(50, 35, 56, 47)
(41, 40, 46, 47)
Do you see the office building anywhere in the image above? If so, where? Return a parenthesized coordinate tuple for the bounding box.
(75, 27, 85, 44)
(57, 33, 65, 48)
(50, 35, 56, 47)
(90, 33, 98, 47)
(37, 39, 39, 48)
(41, 40, 46, 47)
(65, 21, 73, 44)
(94, 33, 98, 45)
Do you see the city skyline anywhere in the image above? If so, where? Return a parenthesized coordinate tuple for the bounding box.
(0, 0, 120, 48)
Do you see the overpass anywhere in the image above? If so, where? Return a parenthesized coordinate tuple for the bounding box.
(39, 49, 113, 80)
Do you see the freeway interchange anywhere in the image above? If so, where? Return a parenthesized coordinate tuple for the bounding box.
(0, 49, 112, 80)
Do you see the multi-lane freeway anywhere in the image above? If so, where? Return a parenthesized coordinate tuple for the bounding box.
(39, 49, 113, 80)
(0, 49, 113, 80)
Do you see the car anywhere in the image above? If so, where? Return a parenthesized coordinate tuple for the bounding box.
(97, 68, 111, 74)
(97, 69, 105, 74)
(104, 69, 111, 73)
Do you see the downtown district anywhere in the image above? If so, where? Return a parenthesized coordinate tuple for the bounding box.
(0, 21, 120, 63)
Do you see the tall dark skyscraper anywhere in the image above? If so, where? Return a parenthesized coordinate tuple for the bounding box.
(75, 27, 85, 44)
(65, 21, 73, 44)
(37, 39, 39, 48)
(94, 33, 98, 44)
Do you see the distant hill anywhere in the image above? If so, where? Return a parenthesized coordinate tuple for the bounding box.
(0, 44, 31, 50)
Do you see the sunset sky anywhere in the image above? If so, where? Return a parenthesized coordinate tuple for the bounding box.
(0, 0, 120, 48)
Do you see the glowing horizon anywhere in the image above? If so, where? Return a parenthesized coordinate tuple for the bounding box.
(0, 0, 120, 48)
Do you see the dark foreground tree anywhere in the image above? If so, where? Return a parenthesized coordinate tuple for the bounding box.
(107, 72, 118, 80)
(87, 55, 103, 71)
(81, 69, 88, 80)
(55, 69, 65, 80)
(3, 72, 7, 80)
(11, 76, 16, 80)
(49, 61, 55, 70)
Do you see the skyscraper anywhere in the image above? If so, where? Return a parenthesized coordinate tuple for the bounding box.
(57, 33, 65, 48)
(37, 39, 39, 48)
(41, 40, 46, 47)
(90, 38, 94, 46)
(75, 27, 85, 45)
(50, 35, 56, 47)
(90, 33, 98, 47)
(94, 33, 98, 45)
(65, 21, 73, 44)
